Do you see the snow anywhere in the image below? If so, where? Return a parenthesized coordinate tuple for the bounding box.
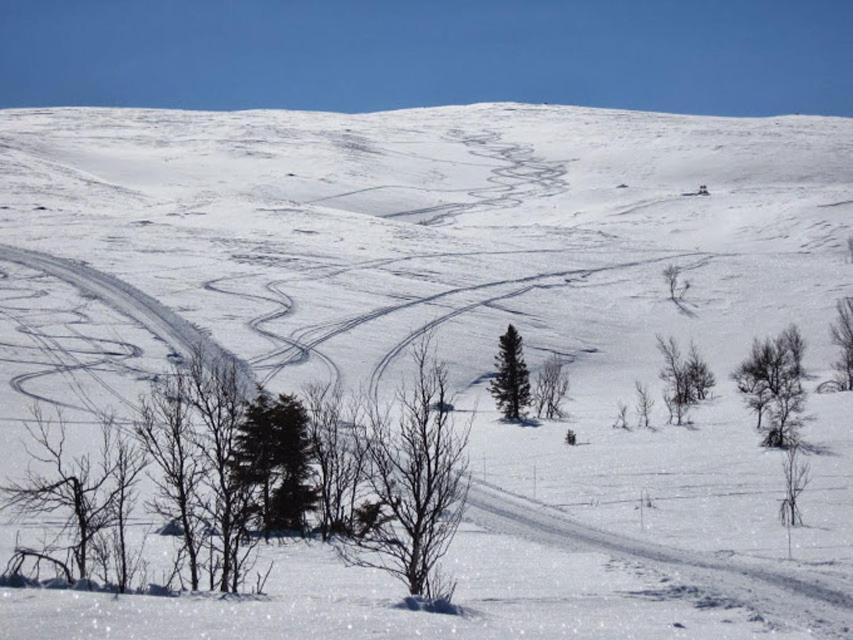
(0, 102, 852, 638)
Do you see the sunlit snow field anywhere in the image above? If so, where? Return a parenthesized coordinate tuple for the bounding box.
(0, 104, 851, 638)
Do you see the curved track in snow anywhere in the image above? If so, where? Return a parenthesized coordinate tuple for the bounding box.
(203, 274, 341, 389)
(466, 482, 853, 638)
(2, 244, 850, 637)
(385, 129, 569, 226)
(0, 244, 254, 393)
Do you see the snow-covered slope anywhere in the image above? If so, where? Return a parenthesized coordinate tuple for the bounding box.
(0, 103, 851, 638)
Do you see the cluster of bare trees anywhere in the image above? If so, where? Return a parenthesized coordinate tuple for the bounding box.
(1, 410, 146, 592)
(605, 336, 712, 433)
(0, 348, 261, 594)
(3, 339, 472, 602)
(656, 336, 716, 425)
(732, 325, 807, 448)
(304, 383, 370, 541)
(136, 370, 205, 590)
(134, 352, 260, 593)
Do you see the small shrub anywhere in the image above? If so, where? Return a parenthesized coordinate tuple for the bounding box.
(634, 381, 654, 429)
(612, 402, 629, 430)
(662, 264, 689, 303)
(565, 429, 577, 446)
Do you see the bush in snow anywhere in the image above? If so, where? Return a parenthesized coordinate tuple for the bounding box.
(662, 264, 689, 304)
(634, 381, 654, 429)
(612, 401, 629, 430)
(656, 336, 714, 426)
(780, 444, 809, 527)
(656, 336, 692, 425)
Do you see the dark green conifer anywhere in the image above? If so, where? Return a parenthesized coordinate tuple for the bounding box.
(489, 324, 531, 420)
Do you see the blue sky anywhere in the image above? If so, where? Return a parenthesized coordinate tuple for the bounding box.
(1, 1, 851, 116)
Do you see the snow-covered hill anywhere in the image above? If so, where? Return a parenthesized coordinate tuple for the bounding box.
(0, 103, 851, 639)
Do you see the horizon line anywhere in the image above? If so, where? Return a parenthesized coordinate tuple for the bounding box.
(1, 100, 850, 121)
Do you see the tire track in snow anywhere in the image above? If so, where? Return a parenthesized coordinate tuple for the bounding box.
(0, 306, 104, 412)
(202, 274, 340, 389)
(466, 481, 853, 639)
(384, 129, 569, 225)
(366, 252, 710, 397)
(0, 290, 129, 412)
(0, 244, 254, 410)
(2, 247, 847, 635)
(246, 251, 706, 394)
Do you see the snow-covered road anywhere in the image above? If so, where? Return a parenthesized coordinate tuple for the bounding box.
(467, 481, 853, 638)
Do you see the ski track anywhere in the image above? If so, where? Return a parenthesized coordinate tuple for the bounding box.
(365, 251, 713, 397)
(0, 244, 255, 409)
(0, 269, 151, 414)
(0, 244, 851, 636)
(383, 129, 569, 226)
(202, 274, 341, 389)
(0, 300, 111, 413)
(247, 251, 706, 392)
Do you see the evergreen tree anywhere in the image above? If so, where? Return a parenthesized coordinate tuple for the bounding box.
(232, 391, 317, 536)
(489, 324, 531, 420)
(232, 391, 278, 536)
(268, 393, 317, 532)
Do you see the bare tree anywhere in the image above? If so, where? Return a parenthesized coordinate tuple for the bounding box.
(4, 544, 74, 585)
(731, 341, 773, 431)
(634, 381, 654, 429)
(780, 444, 809, 527)
(847, 233, 853, 263)
(305, 383, 368, 541)
(136, 370, 206, 591)
(663, 264, 689, 303)
(2, 409, 120, 582)
(107, 429, 147, 593)
(186, 346, 256, 593)
(656, 336, 692, 425)
(685, 342, 716, 400)
(533, 355, 570, 420)
(343, 339, 470, 599)
(830, 298, 853, 391)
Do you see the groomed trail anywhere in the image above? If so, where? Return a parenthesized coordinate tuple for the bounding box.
(0, 243, 254, 390)
(466, 482, 853, 639)
(1, 243, 850, 638)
